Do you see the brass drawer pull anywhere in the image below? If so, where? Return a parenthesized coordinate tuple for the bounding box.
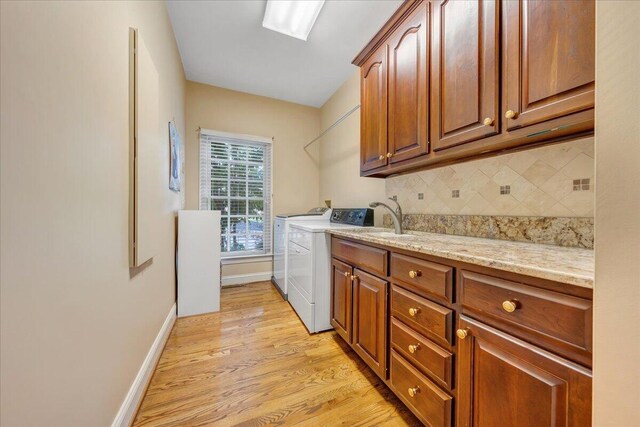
(408, 386, 420, 397)
(505, 110, 518, 119)
(409, 270, 422, 279)
(483, 117, 494, 126)
(408, 344, 420, 354)
(350, 275, 358, 282)
(408, 307, 420, 317)
(386, 152, 393, 158)
(343, 271, 350, 277)
(456, 328, 469, 340)
(502, 300, 518, 313)
(378, 154, 385, 160)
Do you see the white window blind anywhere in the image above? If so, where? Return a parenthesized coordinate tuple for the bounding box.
(199, 130, 272, 257)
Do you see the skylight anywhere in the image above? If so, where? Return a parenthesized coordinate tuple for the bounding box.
(262, 0, 325, 41)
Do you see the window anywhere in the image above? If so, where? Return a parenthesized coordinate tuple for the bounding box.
(199, 129, 272, 257)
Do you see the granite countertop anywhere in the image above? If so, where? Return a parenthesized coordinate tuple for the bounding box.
(327, 228, 594, 289)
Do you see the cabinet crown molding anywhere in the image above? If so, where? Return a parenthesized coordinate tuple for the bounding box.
(352, 0, 423, 66)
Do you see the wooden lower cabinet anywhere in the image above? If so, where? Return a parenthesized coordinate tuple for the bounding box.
(391, 284, 453, 348)
(390, 350, 453, 427)
(330, 258, 353, 343)
(391, 317, 453, 390)
(352, 268, 388, 380)
(456, 315, 592, 427)
(330, 254, 389, 381)
(331, 238, 592, 427)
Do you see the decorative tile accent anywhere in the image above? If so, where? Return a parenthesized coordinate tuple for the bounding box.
(573, 178, 590, 191)
(386, 137, 594, 217)
(383, 214, 594, 249)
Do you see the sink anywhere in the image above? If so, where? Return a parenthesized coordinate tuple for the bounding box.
(365, 231, 413, 238)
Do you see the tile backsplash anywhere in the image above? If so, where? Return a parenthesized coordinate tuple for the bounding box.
(386, 137, 594, 217)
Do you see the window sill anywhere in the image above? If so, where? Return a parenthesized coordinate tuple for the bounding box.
(221, 254, 273, 265)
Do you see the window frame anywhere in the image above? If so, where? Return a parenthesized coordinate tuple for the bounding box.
(199, 128, 273, 259)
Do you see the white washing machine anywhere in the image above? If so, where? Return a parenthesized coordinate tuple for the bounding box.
(286, 208, 374, 333)
(272, 208, 331, 299)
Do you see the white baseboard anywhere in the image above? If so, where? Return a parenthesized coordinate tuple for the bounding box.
(111, 303, 176, 427)
(221, 271, 272, 287)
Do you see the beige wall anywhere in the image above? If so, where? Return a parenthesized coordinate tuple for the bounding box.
(319, 70, 386, 224)
(593, 1, 640, 425)
(0, 2, 185, 426)
(185, 81, 321, 278)
(221, 260, 273, 284)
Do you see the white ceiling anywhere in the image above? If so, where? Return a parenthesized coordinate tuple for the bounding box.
(166, 0, 402, 107)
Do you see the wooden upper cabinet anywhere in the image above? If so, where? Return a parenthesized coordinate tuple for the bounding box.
(431, 0, 500, 151)
(387, 1, 430, 163)
(360, 45, 388, 172)
(457, 316, 592, 427)
(503, 0, 595, 130)
(354, 0, 595, 176)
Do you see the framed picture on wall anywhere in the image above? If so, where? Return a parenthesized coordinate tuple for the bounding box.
(169, 120, 181, 192)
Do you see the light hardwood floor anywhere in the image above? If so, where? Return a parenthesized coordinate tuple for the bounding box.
(133, 281, 420, 426)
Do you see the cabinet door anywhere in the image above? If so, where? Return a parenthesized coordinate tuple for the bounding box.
(353, 268, 388, 379)
(431, 0, 499, 150)
(387, 1, 429, 163)
(457, 316, 592, 427)
(360, 45, 388, 172)
(331, 258, 353, 343)
(503, 0, 595, 130)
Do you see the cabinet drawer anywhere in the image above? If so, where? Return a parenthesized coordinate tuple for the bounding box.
(391, 317, 453, 389)
(331, 237, 388, 277)
(390, 350, 453, 427)
(391, 285, 453, 346)
(460, 271, 592, 354)
(390, 253, 453, 302)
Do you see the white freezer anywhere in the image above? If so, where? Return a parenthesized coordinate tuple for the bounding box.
(177, 210, 221, 317)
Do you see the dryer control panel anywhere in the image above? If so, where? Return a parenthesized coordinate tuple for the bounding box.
(330, 208, 374, 226)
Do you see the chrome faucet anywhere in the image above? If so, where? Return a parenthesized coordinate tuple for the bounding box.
(369, 198, 403, 234)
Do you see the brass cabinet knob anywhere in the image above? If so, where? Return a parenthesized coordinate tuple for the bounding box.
(483, 117, 494, 126)
(351, 275, 358, 282)
(378, 154, 385, 160)
(456, 328, 469, 340)
(505, 110, 517, 119)
(409, 270, 422, 279)
(408, 307, 420, 317)
(502, 300, 518, 313)
(343, 271, 350, 277)
(408, 386, 420, 397)
(386, 152, 393, 158)
(408, 344, 420, 354)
